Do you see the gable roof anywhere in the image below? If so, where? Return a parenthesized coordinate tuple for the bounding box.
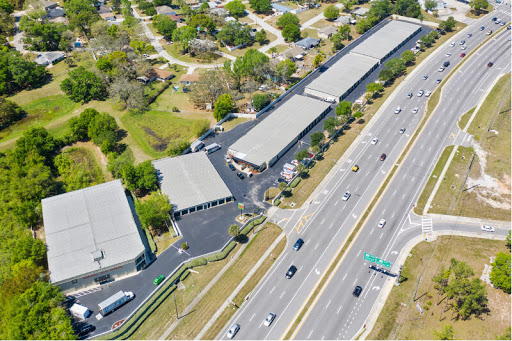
(179, 74, 200, 83)
(295, 37, 320, 49)
(318, 26, 338, 35)
(155, 5, 174, 14)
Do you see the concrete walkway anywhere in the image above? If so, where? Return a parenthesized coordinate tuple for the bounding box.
(197, 232, 286, 340)
(430, 213, 512, 229)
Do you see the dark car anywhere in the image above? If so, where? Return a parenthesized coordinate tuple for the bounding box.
(380, 153, 387, 161)
(293, 238, 304, 251)
(229, 164, 236, 171)
(480, 26, 485, 30)
(237, 172, 245, 179)
(487, 62, 493, 67)
(277, 177, 288, 184)
(436, 79, 442, 84)
(443, 61, 450, 67)
(286, 265, 297, 279)
(78, 325, 96, 339)
(492, 17, 497, 21)
(353, 286, 363, 297)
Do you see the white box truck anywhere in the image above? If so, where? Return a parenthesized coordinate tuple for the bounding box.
(283, 163, 296, 172)
(190, 140, 205, 152)
(98, 291, 134, 316)
(69, 303, 90, 320)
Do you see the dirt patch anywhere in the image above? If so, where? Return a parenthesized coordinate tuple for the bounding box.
(142, 126, 169, 151)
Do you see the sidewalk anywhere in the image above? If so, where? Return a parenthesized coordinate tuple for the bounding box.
(429, 213, 512, 228)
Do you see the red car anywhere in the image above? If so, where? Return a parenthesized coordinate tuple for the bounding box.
(460, 53, 466, 57)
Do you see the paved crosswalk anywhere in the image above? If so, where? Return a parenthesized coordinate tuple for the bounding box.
(421, 215, 433, 234)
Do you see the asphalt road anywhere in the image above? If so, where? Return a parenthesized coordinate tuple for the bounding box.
(217, 8, 511, 341)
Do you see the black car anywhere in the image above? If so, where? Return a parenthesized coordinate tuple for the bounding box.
(286, 265, 297, 279)
(237, 172, 245, 179)
(443, 61, 450, 67)
(492, 17, 497, 21)
(293, 238, 304, 251)
(78, 325, 96, 339)
(380, 153, 386, 161)
(353, 286, 363, 297)
(229, 164, 236, 171)
(487, 62, 493, 67)
(277, 178, 288, 184)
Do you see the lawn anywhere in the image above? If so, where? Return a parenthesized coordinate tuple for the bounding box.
(167, 223, 284, 340)
(221, 117, 251, 131)
(367, 236, 510, 340)
(163, 43, 227, 65)
(296, 4, 328, 25)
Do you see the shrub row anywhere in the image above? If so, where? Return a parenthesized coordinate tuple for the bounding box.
(240, 216, 266, 235)
(206, 240, 237, 262)
(189, 257, 207, 267)
(290, 177, 301, 188)
(144, 229, 157, 253)
(180, 270, 190, 281)
(274, 199, 281, 206)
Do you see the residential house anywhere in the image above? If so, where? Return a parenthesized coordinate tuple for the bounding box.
(153, 69, 174, 81)
(318, 26, 338, 39)
(34, 52, 66, 66)
(294, 37, 320, 49)
(185, 0, 201, 10)
(351, 7, 369, 16)
(166, 14, 184, 22)
(207, 1, 217, 9)
(334, 16, 350, 26)
(155, 5, 175, 15)
(179, 74, 200, 87)
(271, 3, 292, 14)
(100, 12, 116, 21)
(224, 16, 237, 23)
(97, 4, 111, 14)
(40, 0, 58, 11)
(282, 46, 306, 61)
(46, 7, 65, 18)
(210, 7, 228, 17)
(49, 16, 69, 24)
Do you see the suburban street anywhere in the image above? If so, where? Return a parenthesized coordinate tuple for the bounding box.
(217, 7, 511, 340)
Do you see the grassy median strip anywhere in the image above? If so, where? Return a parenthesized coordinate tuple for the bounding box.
(201, 236, 287, 340)
(366, 236, 510, 340)
(166, 223, 284, 340)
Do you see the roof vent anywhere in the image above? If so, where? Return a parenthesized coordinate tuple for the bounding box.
(92, 250, 104, 262)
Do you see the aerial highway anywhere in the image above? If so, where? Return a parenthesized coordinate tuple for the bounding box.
(217, 7, 511, 340)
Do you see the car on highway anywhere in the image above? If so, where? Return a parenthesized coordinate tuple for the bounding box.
(352, 165, 359, 172)
(460, 53, 466, 57)
(480, 26, 485, 31)
(445, 53, 451, 57)
(229, 164, 236, 171)
(438, 66, 445, 72)
(154, 275, 164, 285)
(461, 45, 467, 50)
(342, 192, 351, 201)
(379, 153, 386, 161)
(459, 40, 465, 45)
(264, 313, 276, 327)
(425, 91, 432, 97)
(394, 106, 401, 114)
(293, 238, 304, 251)
(467, 33, 472, 37)
(508, 25, 511, 30)
(224, 155, 230, 162)
(412, 107, 419, 114)
(226, 324, 240, 339)
(399, 128, 406, 134)
(492, 16, 497, 21)
(481, 225, 495, 232)
(143, 53, 150, 58)
(486, 30, 492, 35)
(237, 172, 245, 179)
(422, 74, 428, 80)
(353, 286, 363, 297)
(495, 18, 501, 24)
(286, 265, 297, 279)
(502, 22, 507, 26)
(378, 219, 386, 228)
(488, 62, 494, 67)
(417, 90, 424, 97)
(450, 42, 455, 47)
(407, 92, 413, 99)
(437, 79, 442, 84)
(371, 138, 379, 145)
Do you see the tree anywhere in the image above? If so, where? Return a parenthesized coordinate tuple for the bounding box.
(469, 0, 488, 14)
(64, 0, 100, 33)
(366, 82, 384, 98)
(109, 77, 146, 111)
(338, 24, 351, 40)
(378, 68, 394, 82)
(190, 68, 230, 107)
(295, 149, 310, 162)
(490, 252, 511, 294)
(61, 67, 107, 103)
(214, 94, 233, 121)
(189, 14, 216, 33)
(88, 113, 118, 146)
(313, 54, 324, 68)
(217, 21, 252, 47)
(282, 23, 301, 42)
(443, 16, 457, 31)
(324, 5, 339, 20)
(432, 265, 451, 304)
(166, 138, 190, 156)
(424, 0, 437, 11)
(394, 0, 421, 18)
(433, 324, 455, 340)
(122, 160, 158, 194)
(255, 29, 268, 45)
(401, 50, 416, 65)
(252, 94, 270, 111)
(385, 58, 406, 78)
(111, 0, 121, 13)
(0, 49, 49, 96)
(276, 59, 296, 83)
(225, 0, 246, 18)
(249, 0, 272, 13)
(153, 15, 177, 38)
(310, 131, 324, 147)
(323, 116, 339, 136)
(340, 0, 355, 12)
(356, 17, 373, 34)
(172, 26, 198, 53)
(135, 192, 172, 230)
(0, 97, 24, 129)
(335, 100, 352, 117)
(228, 224, 240, 237)
(330, 33, 344, 51)
(277, 13, 299, 28)
(278, 181, 287, 191)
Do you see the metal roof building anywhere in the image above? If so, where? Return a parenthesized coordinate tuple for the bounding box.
(228, 95, 331, 170)
(304, 52, 379, 102)
(152, 153, 234, 217)
(42, 180, 149, 294)
(350, 20, 422, 62)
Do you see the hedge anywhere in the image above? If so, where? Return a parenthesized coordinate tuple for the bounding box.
(144, 229, 157, 253)
(180, 269, 190, 281)
(290, 177, 301, 188)
(206, 241, 237, 262)
(240, 216, 266, 235)
(189, 257, 207, 267)
(274, 199, 281, 206)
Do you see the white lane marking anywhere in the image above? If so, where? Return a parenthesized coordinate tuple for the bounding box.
(393, 189, 397, 196)
(329, 222, 334, 230)
(249, 313, 255, 322)
(391, 211, 396, 218)
(382, 209, 386, 215)
(380, 232, 384, 239)
(308, 330, 314, 339)
(337, 305, 343, 314)
(269, 286, 275, 294)
(352, 278, 358, 286)
(356, 250, 361, 257)
(343, 273, 347, 281)
(326, 300, 331, 309)
(369, 229, 374, 235)
(280, 291, 286, 299)
(335, 200, 339, 206)
(315, 243, 319, 250)
(402, 194, 406, 199)
(321, 218, 325, 224)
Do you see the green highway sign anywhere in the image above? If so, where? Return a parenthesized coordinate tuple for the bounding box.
(238, 203, 245, 210)
(376, 258, 391, 268)
(364, 253, 376, 262)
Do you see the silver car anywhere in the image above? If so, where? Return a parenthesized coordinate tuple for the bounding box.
(226, 324, 240, 339)
(264, 313, 276, 327)
(342, 192, 351, 201)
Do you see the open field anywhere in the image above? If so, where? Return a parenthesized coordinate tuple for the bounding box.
(163, 43, 227, 65)
(167, 223, 283, 340)
(367, 236, 510, 340)
(428, 74, 511, 220)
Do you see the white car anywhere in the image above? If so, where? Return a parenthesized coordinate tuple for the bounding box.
(342, 192, 351, 201)
(264, 313, 276, 327)
(371, 138, 379, 145)
(226, 324, 240, 339)
(422, 75, 428, 80)
(224, 155, 230, 162)
(438, 66, 445, 72)
(417, 90, 424, 97)
(378, 219, 386, 228)
(461, 45, 467, 50)
(291, 159, 299, 166)
(143, 53, 150, 58)
(399, 128, 406, 134)
(450, 42, 455, 47)
(394, 106, 401, 114)
(425, 91, 432, 97)
(412, 107, 419, 114)
(481, 225, 495, 232)
(446, 53, 451, 57)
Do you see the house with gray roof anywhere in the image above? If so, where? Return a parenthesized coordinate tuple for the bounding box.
(42, 180, 151, 294)
(34, 52, 66, 66)
(155, 5, 175, 15)
(294, 37, 320, 49)
(271, 3, 292, 13)
(318, 26, 338, 39)
(351, 7, 369, 16)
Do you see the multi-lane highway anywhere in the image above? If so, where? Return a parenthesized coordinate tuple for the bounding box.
(217, 6, 511, 340)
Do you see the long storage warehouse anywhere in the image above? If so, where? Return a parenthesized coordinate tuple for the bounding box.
(350, 20, 422, 62)
(303, 53, 379, 102)
(228, 95, 331, 171)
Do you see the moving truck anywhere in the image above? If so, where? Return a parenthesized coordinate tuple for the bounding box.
(69, 303, 90, 320)
(98, 291, 134, 316)
(190, 140, 205, 152)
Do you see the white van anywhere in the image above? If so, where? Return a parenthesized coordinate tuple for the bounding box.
(283, 163, 296, 172)
(204, 143, 221, 154)
(190, 140, 205, 152)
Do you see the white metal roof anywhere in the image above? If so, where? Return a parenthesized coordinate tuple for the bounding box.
(42, 180, 145, 284)
(350, 20, 421, 61)
(228, 95, 331, 167)
(152, 152, 233, 212)
(305, 52, 379, 99)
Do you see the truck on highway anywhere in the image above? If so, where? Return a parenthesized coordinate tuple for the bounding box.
(98, 291, 134, 316)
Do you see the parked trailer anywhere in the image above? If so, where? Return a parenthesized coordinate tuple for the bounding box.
(69, 303, 90, 320)
(98, 291, 134, 316)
